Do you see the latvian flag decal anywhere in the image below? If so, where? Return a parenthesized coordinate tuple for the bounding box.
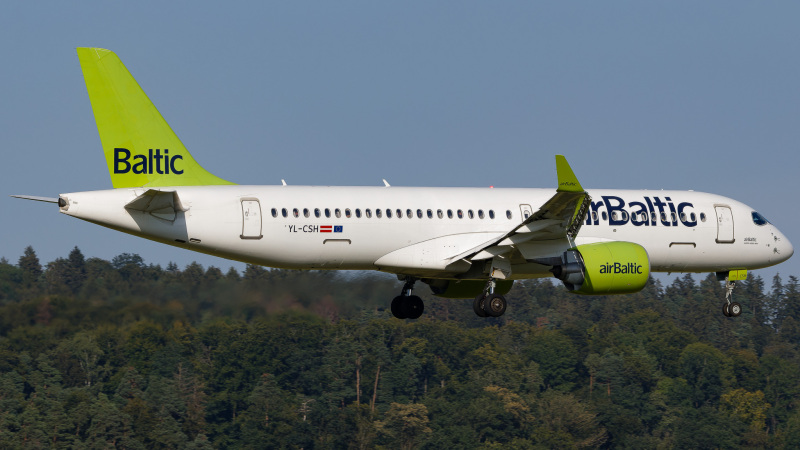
(321, 226, 343, 233)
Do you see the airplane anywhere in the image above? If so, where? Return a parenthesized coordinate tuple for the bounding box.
(12, 48, 794, 320)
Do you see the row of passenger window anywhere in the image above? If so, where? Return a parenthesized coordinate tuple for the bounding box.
(270, 207, 708, 224)
(271, 207, 513, 220)
(593, 211, 706, 223)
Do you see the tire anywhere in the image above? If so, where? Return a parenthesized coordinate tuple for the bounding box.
(729, 302, 742, 317)
(407, 295, 424, 319)
(473, 294, 488, 317)
(722, 303, 731, 317)
(483, 294, 507, 317)
(391, 296, 407, 319)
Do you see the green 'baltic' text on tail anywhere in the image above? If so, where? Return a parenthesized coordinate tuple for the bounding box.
(77, 48, 234, 188)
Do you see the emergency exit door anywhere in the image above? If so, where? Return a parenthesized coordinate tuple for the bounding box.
(241, 199, 263, 239)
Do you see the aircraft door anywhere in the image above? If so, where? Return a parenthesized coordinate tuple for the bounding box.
(715, 205, 734, 243)
(241, 199, 263, 239)
(520, 204, 533, 220)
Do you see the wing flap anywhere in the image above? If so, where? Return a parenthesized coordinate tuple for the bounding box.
(446, 155, 591, 265)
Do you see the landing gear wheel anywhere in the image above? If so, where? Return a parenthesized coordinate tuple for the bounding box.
(473, 294, 488, 317)
(483, 293, 507, 317)
(729, 302, 742, 317)
(391, 296, 407, 319)
(722, 303, 731, 317)
(391, 295, 424, 319)
(407, 295, 424, 319)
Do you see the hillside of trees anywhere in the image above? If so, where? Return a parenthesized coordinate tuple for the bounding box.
(0, 246, 799, 448)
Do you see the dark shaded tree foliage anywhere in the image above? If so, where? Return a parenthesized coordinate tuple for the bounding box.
(0, 248, 798, 448)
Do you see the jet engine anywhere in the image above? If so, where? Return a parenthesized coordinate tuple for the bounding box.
(551, 242, 649, 295)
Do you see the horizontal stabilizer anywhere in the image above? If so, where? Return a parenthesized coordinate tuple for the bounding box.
(125, 189, 186, 222)
(10, 195, 59, 204)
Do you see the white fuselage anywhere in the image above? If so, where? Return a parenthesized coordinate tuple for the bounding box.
(59, 185, 793, 280)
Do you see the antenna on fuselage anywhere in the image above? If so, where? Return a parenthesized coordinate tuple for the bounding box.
(382, 179, 391, 187)
(281, 179, 287, 186)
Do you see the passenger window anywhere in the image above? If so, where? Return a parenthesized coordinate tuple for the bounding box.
(417, 209, 423, 219)
(325, 208, 331, 218)
(396, 209, 403, 218)
(690, 213, 696, 222)
(293, 208, 299, 218)
(376, 209, 382, 218)
(680, 213, 686, 222)
(700, 212, 706, 222)
(468, 210, 474, 219)
(335, 209, 341, 218)
(457, 209, 463, 219)
(478, 210, 484, 219)
(447, 210, 453, 219)
(386, 209, 392, 218)
(611, 212, 618, 221)
(489, 210, 495, 219)
(406, 209, 412, 219)
(303, 208, 310, 218)
(345, 209, 351, 218)
(271, 208, 277, 218)
(282, 208, 288, 218)
(437, 209, 444, 219)
(602, 211, 608, 221)
(314, 208, 320, 218)
(506, 210, 512, 220)
(365, 209, 372, 218)
(591, 211, 597, 222)
(427, 209, 433, 219)
(355, 209, 361, 218)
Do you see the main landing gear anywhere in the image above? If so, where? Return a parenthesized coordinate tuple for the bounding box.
(473, 279, 507, 318)
(391, 277, 424, 319)
(722, 276, 742, 318)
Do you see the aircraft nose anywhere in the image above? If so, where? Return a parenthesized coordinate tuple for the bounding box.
(775, 228, 794, 263)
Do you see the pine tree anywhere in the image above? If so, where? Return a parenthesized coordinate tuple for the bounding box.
(18, 245, 42, 286)
(66, 246, 87, 293)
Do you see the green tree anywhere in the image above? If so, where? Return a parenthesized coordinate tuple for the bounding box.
(679, 342, 731, 407)
(375, 402, 432, 450)
(18, 245, 42, 287)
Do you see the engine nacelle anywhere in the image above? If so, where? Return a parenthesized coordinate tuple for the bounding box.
(427, 279, 514, 299)
(551, 242, 649, 295)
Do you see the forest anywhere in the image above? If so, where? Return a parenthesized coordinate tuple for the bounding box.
(0, 245, 799, 449)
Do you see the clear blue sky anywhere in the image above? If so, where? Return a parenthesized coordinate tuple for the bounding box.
(2, 2, 798, 285)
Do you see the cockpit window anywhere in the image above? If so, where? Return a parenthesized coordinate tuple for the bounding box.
(752, 212, 770, 226)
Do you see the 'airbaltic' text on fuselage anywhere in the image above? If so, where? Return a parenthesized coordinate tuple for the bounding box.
(113, 148, 183, 174)
(586, 195, 697, 227)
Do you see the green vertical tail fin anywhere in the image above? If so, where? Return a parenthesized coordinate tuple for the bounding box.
(77, 48, 234, 188)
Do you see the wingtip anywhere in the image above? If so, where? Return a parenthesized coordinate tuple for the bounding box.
(555, 155, 584, 193)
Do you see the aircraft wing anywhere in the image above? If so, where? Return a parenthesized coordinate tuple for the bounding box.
(446, 155, 591, 264)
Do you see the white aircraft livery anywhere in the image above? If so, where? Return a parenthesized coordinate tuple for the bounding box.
(12, 48, 794, 319)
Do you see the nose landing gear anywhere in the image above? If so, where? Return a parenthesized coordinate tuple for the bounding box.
(720, 272, 743, 318)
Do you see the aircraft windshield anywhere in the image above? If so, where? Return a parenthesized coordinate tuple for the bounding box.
(752, 211, 770, 226)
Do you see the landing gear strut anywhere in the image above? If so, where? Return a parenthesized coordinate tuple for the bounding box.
(721, 276, 742, 318)
(391, 277, 424, 319)
(473, 279, 507, 318)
